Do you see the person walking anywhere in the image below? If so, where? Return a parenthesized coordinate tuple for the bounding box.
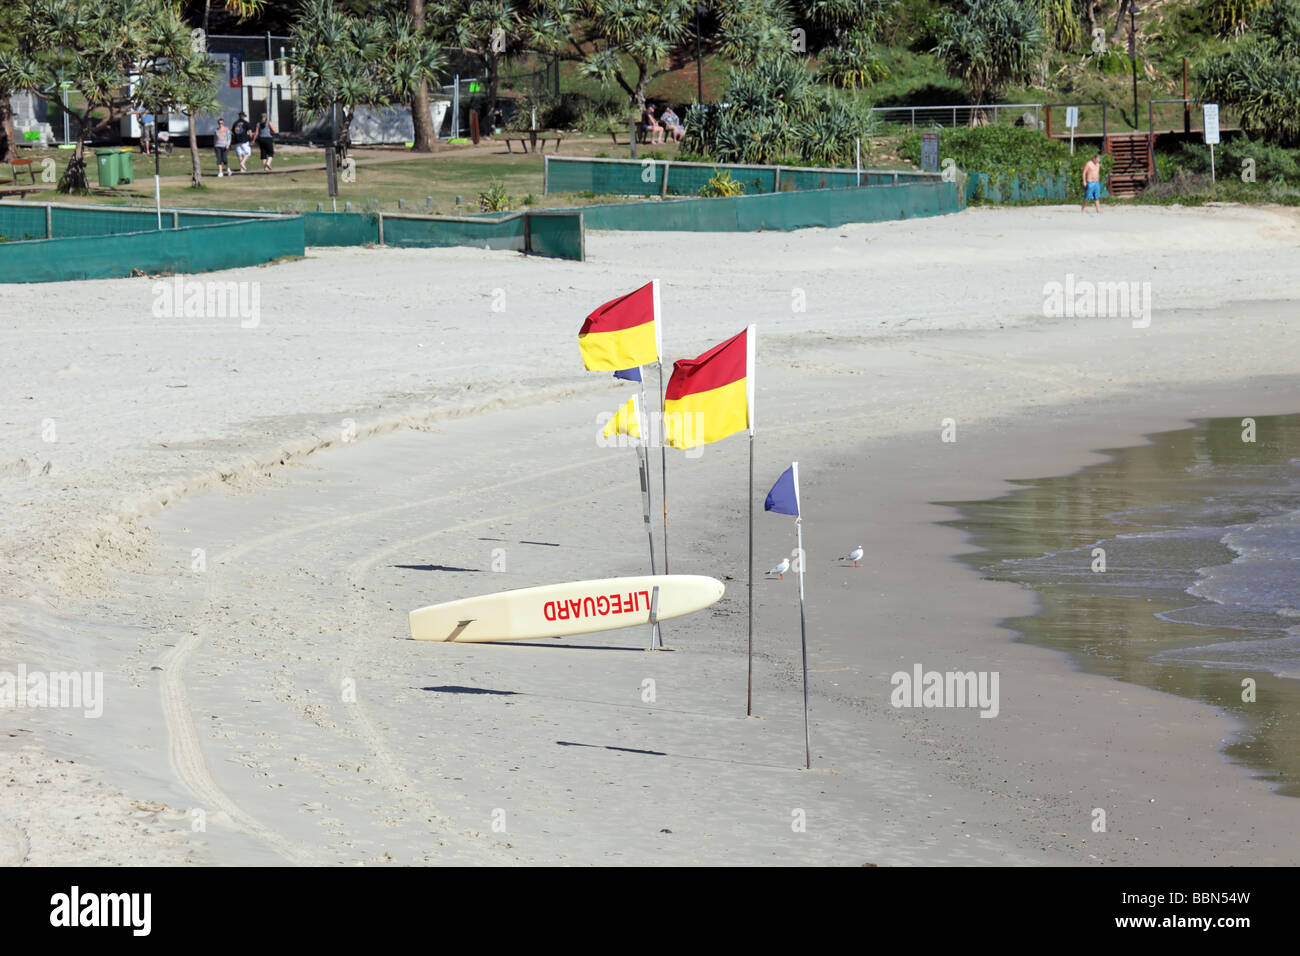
(231, 112, 252, 173)
(255, 113, 276, 172)
(213, 118, 232, 177)
(136, 108, 156, 154)
(1082, 153, 1103, 213)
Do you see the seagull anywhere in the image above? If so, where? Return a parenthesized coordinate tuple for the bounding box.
(767, 557, 790, 579)
(840, 546, 864, 568)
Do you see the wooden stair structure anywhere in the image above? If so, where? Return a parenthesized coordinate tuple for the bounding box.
(1104, 132, 1153, 198)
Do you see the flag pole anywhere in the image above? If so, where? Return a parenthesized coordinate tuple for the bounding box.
(746, 324, 757, 717)
(658, 360, 669, 574)
(651, 280, 669, 576)
(634, 388, 663, 649)
(747, 431, 754, 716)
(796, 512, 810, 770)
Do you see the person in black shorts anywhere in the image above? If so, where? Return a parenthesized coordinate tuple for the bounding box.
(255, 113, 276, 171)
(213, 118, 232, 177)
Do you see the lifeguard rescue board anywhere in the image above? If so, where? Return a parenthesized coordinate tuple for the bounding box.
(408, 574, 725, 642)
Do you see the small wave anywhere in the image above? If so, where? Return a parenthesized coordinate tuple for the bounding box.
(1152, 629, 1300, 680)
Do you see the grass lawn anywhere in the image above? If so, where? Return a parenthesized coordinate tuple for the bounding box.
(4, 136, 704, 214)
(7, 133, 918, 214)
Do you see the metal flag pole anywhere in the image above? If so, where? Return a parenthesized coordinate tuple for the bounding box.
(658, 359, 669, 574)
(745, 325, 757, 717)
(747, 430, 755, 716)
(796, 509, 811, 770)
(651, 279, 669, 576)
(633, 388, 663, 649)
(154, 105, 162, 230)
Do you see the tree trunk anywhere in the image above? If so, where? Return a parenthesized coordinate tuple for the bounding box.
(1111, 0, 1131, 45)
(0, 94, 16, 163)
(486, 49, 500, 133)
(633, 60, 649, 116)
(60, 133, 88, 193)
(339, 106, 355, 164)
(188, 113, 204, 186)
(409, 0, 434, 151)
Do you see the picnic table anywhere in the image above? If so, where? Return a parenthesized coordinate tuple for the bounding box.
(503, 129, 563, 153)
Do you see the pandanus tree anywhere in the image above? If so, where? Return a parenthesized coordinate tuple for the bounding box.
(0, 0, 216, 193)
(799, 0, 893, 89)
(1198, 0, 1300, 145)
(681, 57, 878, 167)
(136, 17, 221, 187)
(292, 0, 444, 162)
(933, 0, 1046, 113)
(0, 1, 20, 163)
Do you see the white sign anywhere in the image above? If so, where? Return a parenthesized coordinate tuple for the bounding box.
(1065, 106, 1079, 129)
(1203, 104, 1220, 145)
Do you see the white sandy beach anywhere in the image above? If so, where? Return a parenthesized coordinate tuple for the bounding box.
(2, 203, 1299, 865)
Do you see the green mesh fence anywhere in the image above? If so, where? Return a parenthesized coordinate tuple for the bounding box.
(2, 201, 269, 241)
(52, 205, 167, 238)
(304, 212, 381, 246)
(0, 203, 47, 242)
(549, 180, 959, 233)
(302, 211, 581, 260)
(526, 211, 584, 262)
(663, 164, 777, 197)
(0, 217, 304, 283)
(175, 212, 255, 228)
(964, 170, 1104, 202)
(384, 213, 526, 250)
(545, 156, 941, 198)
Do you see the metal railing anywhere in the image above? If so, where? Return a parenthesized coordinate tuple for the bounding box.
(869, 103, 1045, 130)
(1042, 102, 1108, 141)
(1146, 98, 1246, 182)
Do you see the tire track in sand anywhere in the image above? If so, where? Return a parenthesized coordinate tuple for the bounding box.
(160, 450, 618, 864)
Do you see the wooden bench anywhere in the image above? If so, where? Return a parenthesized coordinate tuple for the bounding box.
(609, 127, 651, 146)
(503, 131, 564, 154)
(2, 158, 38, 185)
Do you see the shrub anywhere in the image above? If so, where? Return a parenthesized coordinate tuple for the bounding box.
(478, 179, 512, 212)
(681, 60, 879, 168)
(700, 170, 746, 197)
(900, 125, 1111, 202)
(1174, 136, 1300, 183)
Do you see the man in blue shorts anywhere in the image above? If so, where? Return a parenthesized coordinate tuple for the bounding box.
(1082, 153, 1102, 213)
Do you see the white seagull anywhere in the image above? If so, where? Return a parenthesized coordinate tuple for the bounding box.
(767, 557, 791, 579)
(840, 546, 864, 568)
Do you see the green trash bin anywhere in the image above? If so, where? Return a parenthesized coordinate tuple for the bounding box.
(117, 148, 134, 185)
(94, 148, 119, 187)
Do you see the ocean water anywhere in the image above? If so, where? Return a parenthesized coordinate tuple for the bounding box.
(945, 414, 1300, 796)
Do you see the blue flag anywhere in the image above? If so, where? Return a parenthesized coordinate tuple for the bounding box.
(613, 366, 642, 383)
(765, 462, 800, 516)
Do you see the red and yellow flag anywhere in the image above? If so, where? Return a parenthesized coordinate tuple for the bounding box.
(664, 325, 755, 450)
(578, 280, 661, 371)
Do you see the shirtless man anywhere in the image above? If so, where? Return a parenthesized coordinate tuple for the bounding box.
(1082, 153, 1102, 213)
